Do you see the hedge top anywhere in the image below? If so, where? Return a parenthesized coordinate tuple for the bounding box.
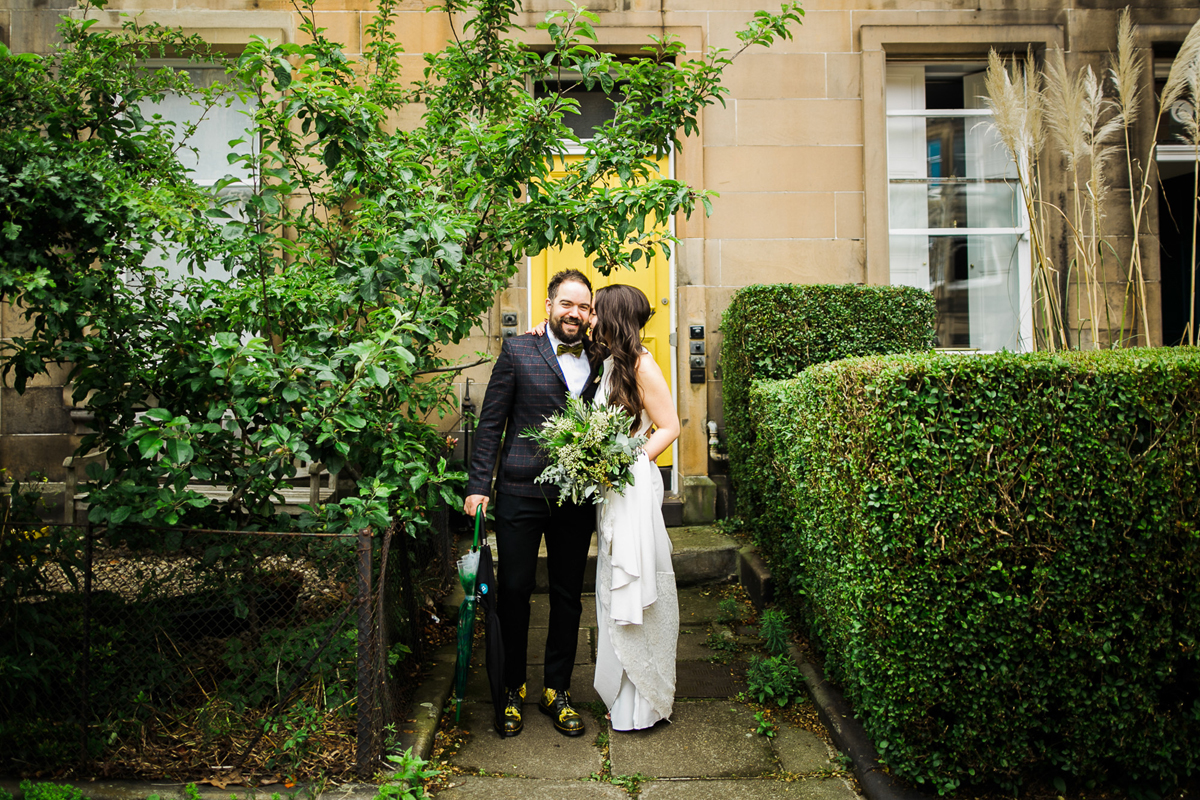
(719, 283, 936, 520)
(720, 283, 936, 380)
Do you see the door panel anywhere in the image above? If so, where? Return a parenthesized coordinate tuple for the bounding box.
(529, 154, 673, 466)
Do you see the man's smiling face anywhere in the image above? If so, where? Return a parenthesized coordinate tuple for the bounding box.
(545, 279, 593, 345)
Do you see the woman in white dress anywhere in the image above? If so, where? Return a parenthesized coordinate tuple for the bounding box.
(589, 284, 680, 731)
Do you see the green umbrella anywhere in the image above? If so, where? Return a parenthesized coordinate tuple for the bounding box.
(453, 507, 484, 723)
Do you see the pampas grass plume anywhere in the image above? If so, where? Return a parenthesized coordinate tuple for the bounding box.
(1162, 16, 1200, 112)
(1109, 7, 1141, 129)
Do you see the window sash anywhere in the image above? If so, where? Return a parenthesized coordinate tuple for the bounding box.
(886, 62, 1032, 352)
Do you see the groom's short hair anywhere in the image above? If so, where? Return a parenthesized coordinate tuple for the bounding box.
(547, 269, 592, 301)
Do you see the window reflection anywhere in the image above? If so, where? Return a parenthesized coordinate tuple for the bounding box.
(887, 61, 1029, 351)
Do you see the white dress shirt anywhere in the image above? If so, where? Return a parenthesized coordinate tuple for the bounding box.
(546, 328, 590, 397)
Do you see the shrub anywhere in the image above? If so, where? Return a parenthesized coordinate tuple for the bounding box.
(746, 654, 802, 708)
(749, 348, 1200, 793)
(719, 283, 935, 545)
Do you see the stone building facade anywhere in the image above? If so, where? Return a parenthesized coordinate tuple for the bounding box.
(2, 0, 1198, 520)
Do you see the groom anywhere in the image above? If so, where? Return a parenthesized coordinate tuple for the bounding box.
(464, 269, 599, 738)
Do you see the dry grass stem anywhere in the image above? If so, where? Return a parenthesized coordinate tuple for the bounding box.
(1112, 7, 1151, 344)
(1157, 19, 1200, 345)
(983, 7, 1200, 351)
(1044, 48, 1088, 171)
(985, 49, 1065, 349)
(1182, 57, 1200, 345)
(985, 50, 1031, 162)
(1044, 48, 1109, 345)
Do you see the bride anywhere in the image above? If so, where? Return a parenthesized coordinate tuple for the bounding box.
(589, 284, 679, 731)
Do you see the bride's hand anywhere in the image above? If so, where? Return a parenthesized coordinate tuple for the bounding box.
(527, 319, 548, 336)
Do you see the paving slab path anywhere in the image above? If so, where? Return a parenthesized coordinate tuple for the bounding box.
(430, 583, 863, 799)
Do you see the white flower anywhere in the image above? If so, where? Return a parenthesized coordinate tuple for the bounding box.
(523, 393, 649, 505)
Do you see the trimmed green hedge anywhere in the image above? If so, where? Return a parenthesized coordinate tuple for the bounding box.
(719, 283, 935, 541)
(749, 349, 1200, 793)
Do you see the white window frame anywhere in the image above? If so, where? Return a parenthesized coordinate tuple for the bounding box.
(136, 58, 258, 286)
(884, 61, 1032, 352)
(860, 25, 1064, 354)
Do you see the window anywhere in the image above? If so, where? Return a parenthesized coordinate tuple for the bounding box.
(1153, 46, 1200, 346)
(140, 61, 256, 284)
(886, 62, 1030, 351)
(535, 76, 626, 141)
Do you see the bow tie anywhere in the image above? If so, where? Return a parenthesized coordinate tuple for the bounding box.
(556, 342, 585, 357)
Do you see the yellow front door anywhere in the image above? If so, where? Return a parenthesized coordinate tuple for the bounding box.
(528, 154, 674, 467)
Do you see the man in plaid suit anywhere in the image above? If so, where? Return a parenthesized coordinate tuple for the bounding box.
(464, 269, 599, 739)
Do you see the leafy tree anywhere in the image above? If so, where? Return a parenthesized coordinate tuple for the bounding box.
(0, 0, 803, 539)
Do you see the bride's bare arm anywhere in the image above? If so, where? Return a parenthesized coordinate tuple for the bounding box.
(637, 353, 680, 462)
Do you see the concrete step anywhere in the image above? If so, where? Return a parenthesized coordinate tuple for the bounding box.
(661, 491, 684, 527)
(531, 524, 737, 591)
(444, 525, 741, 613)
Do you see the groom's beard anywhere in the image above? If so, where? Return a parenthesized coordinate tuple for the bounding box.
(549, 314, 586, 344)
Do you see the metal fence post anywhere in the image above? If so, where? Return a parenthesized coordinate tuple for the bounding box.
(80, 522, 93, 766)
(355, 526, 376, 776)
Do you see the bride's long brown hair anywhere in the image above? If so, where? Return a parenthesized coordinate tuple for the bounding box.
(591, 284, 654, 425)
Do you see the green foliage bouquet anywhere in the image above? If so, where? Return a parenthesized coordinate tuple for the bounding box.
(525, 395, 648, 505)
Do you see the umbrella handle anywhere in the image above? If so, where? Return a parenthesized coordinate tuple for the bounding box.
(474, 504, 484, 550)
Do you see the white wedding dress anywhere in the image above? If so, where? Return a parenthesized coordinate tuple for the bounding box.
(593, 354, 678, 731)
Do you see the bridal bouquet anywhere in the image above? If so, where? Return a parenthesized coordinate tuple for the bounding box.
(525, 394, 649, 505)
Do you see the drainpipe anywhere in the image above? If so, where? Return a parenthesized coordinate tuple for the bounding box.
(707, 420, 728, 462)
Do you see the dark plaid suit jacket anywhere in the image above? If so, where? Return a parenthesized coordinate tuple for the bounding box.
(466, 333, 599, 500)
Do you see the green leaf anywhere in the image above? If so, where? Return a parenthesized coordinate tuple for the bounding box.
(165, 438, 194, 464)
(138, 435, 165, 459)
(368, 365, 390, 387)
(339, 412, 367, 430)
(323, 141, 342, 170)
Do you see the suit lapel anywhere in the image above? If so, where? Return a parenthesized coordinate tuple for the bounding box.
(582, 348, 603, 402)
(537, 333, 570, 391)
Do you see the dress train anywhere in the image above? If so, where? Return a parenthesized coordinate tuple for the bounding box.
(593, 356, 677, 731)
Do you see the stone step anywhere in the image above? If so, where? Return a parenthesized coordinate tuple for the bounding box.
(661, 491, 684, 527)
(532, 524, 737, 591)
(425, 581, 861, 800)
(445, 525, 741, 613)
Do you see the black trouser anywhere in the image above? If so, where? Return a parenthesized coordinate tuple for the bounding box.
(493, 491, 595, 692)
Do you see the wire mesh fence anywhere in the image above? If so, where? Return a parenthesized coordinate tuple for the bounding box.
(0, 506, 453, 780)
